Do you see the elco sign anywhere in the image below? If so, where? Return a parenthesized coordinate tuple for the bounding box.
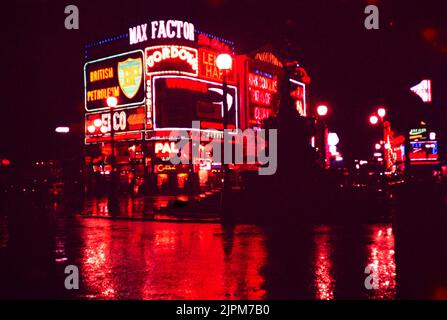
(129, 20, 195, 45)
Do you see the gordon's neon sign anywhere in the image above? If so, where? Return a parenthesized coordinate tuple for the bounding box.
(145, 45, 198, 76)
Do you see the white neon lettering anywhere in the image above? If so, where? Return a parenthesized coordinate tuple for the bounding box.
(166, 20, 175, 38)
(140, 23, 148, 42)
(183, 23, 189, 40)
(151, 21, 158, 39)
(157, 20, 167, 38)
(129, 27, 137, 45)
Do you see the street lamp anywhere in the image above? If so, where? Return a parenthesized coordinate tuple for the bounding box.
(55, 126, 70, 134)
(369, 115, 379, 125)
(216, 53, 233, 222)
(369, 107, 390, 173)
(107, 96, 118, 214)
(317, 105, 328, 117)
(316, 105, 329, 169)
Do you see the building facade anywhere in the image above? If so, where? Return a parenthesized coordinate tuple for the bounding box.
(83, 19, 309, 196)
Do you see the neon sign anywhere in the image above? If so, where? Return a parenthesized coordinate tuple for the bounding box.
(409, 128, 428, 140)
(145, 45, 198, 76)
(85, 106, 145, 143)
(254, 52, 283, 68)
(84, 50, 144, 111)
(129, 20, 195, 45)
(199, 48, 223, 81)
(152, 75, 238, 131)
(155, 164, 178, 172)
(410, 79, 432, 103)
(247, 69, 279, 126)
(254, 107, 272, 121)
(198, 34, 231, 52)
(154, 142, 180, 161)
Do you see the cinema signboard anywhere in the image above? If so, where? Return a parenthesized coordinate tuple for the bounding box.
(84, 50, 145, 111)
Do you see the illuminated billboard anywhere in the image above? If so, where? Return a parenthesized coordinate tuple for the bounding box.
(152, 75, 238, 131)
(84, 50, 145, 111)
(247, 68, 280, 127)
(85, 106, 145, 143)
(145, 45, 198, 76)
(409, 141, 438, 163)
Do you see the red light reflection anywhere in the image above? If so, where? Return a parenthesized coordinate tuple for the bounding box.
(366, 225, 396, 299)
(313, 226, 336, 300)
(79, 220, 266, 299)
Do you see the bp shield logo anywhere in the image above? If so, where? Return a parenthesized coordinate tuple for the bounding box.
(118, 58, 143, 99)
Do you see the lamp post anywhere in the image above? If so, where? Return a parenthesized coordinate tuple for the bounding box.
(317, 105, 329, 169)
(369, 107, 389, 173)
(106, 96, 119, 214)
(216, 53, 233, 222)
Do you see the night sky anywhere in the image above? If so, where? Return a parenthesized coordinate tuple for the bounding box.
(2, 0, 447, 164)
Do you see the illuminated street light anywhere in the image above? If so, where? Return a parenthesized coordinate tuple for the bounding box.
(369, 115, 379, 125)
(106, 96, 119, 214)
(93, 118, 103, 127)
(327, 132, 339, 146)
(55, 126, 70, 133)
(216, 53, 233, 70)
(317, 105, 328, 117)
(87, 125, 96, 134)
(377, 107, 386, 118)
(107, 96, 118, 108)
(375, 143, 381, 150)
(316, 105, 329, 169)
(216, 53, 233, 222)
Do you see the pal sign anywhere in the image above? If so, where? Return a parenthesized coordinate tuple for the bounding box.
(129, 20, 195, 45)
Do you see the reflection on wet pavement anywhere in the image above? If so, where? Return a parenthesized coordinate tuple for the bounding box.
(313, 226, 336, 300)
(365, 225, 396, 300)
(78, 220, 266, 299)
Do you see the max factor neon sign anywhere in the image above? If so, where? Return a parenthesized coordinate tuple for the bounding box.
(129, 20, 195, 45)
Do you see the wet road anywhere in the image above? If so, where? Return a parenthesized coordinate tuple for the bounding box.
(0, 186, 446, 300)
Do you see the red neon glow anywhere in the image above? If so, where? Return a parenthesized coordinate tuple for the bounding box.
(254, 106, 272, 121)
(248, 74, 278, 92)
(80, 218, 266, 299)
(249, 89, 273, 106)
(313, 227, 335, 300)
(165, 78, 208, 92)
(145, 45, 198, 76)
(198, 33, 231, 52)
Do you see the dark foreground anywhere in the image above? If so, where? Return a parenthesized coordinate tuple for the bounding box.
(0, 182, 446, 300)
